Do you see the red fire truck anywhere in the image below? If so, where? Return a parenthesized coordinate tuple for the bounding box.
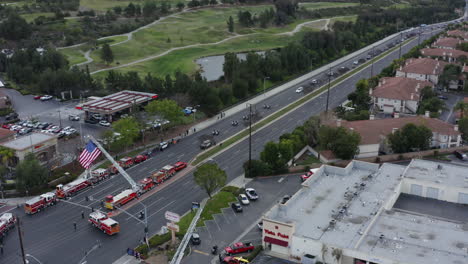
(104, 189, 137, 210)
(119, 157, 134, 168)
(88, 211, 120, 235)
(152, 165, 176, 184)
(0, 213, 17, 238)
(139, 178, 156, 194)
(56, 178, 90, 198)
(24, 192, 57, 214)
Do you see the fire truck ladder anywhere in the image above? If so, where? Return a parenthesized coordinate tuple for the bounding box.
(88, 135, 139, 192)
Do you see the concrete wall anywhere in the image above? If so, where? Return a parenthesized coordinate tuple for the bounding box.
(396, 71, 439, 84)
(356, 144, 380, 158)
(401, 178, 468, 203)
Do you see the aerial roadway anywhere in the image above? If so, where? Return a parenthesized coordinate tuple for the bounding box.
(0, 18, 460, 264)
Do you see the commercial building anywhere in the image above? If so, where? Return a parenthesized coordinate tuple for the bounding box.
(0, 133, 58, 165)
(262, 159, 468, 264)
(370, 77, 433, 114)
(395, 58, 447, 84)
(76, 90, 158, 121)
(330, 114, 461, 158)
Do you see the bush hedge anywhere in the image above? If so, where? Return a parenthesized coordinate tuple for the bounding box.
(246, 245, 263, 261)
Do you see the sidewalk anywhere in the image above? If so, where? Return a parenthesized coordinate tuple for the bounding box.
(0, 196, 33, 206)
(113, 254, 144, 264)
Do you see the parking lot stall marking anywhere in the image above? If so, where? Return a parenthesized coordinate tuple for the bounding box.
(278, 177, 284, 183)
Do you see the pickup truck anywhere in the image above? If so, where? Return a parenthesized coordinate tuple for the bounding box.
(224, 242, 254, 255)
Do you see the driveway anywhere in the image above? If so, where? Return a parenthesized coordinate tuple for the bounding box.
(438, 91, 464, 124)
(183, 174, 303, 264)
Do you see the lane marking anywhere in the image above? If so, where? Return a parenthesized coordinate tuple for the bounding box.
(193, 249, 210, 256)
(148, 200, 176, 218)
(278, 177, 284, 183)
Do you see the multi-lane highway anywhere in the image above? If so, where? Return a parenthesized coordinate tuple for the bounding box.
(0, 20, 458, 264)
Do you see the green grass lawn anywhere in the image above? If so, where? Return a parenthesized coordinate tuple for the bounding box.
(300, 2, 359, 9)
(20, 12, 55, 22)
(329, 15, 358, 27)
(197, 191, 237, 227)
(61, 47, 89, 66)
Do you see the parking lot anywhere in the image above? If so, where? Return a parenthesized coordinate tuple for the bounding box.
(183, 174, 304, 264)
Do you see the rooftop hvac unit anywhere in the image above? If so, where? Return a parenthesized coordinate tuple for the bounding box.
(302, 254, 316, 264)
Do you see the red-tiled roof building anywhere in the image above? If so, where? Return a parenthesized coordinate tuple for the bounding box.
(420, 48, 468, 63)
(432, 37, 463, 49)
(395, 58, 448, 84)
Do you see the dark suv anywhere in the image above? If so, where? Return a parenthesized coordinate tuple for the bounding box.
(231, 202, 243, 213)
(191, 233, 201, 245)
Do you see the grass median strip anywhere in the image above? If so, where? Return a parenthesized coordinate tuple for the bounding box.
(191, 37, 412, 166)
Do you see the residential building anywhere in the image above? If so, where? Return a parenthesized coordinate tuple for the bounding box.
(262, 159, 468, 264)
(370, 77, 433, 114)
(420, 47, 468, 62)
(432, 37, 463, 49)
(447, 29, 468, 40)
(395, 58, 447, 84)
(0, 133, 58, 166)
(331, 113, 461, 158)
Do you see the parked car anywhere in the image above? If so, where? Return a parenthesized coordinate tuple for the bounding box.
(92, 114, 103, 120)
(238, 194, 249, 205)
(174, 161, 187, 171)
(85, 119, 99, 124)
(224, 242, 254, 255)
(301, 168, 320, 182)
(281, 195, 291, 204)
(245, 188, 258, 200)
(38, 122, 49, 129)
(231, 202, 243, 213)
(68, 115, 80, 121)
(295, 87, 304, 93)
(159, 141, 169, 150)
(437, 95, 448, 100)
(133, 154, 148, 163)
(33, 95, 41, 100)
(191, 233, 201, 245)
(40, 95, 53, 101)
(353, 61, 359, 65)
(99, 120, 111, 127)
(454, 151, 467, 160)
(200, 140, 212, 149)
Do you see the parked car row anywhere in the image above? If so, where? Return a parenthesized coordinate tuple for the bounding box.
(33, 95, 53, 101)
(231, 188, 259, 213)
(2, 120, 78, 138)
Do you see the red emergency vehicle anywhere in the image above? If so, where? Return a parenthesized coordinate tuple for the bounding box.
(133, 154, 148, 163)
(0, 213, 17, 238)
(119, 157, 134, 168)
(139, 177, 156, 194)
(90, 168, 110, 183)
(56, 178, 90, 198)
(173, 161, 187, 171)
(88, 211, 120, 235)
(24, 192, 57, 214)
(104, 189, 137, 210)
(151, 165, 176, 184)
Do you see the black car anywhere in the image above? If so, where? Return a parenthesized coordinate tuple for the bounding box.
(5, 112, 18, 121)
(281, 195, 291, 204)
(191, 233, 201, 245)
(38, 122, 49, 129)
(231, 202, 243, 213)
(454, 151, 467, 161)
(85, 118, 99, 124)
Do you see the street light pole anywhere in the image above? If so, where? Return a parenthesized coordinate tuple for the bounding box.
(370, 46, 375, 78)
(399, 32, 403, 59)
(57, 110, 62, 128)
(325, 67, 331, 112)
(17, 217, 27, 264)
(248, 104, 252, 177)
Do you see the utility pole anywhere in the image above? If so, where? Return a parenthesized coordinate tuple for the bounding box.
(17, 217, 27, 264)
(263, 77, 270, 97)
(57, 110, 62, 127)
(248, 104, 252, 177)
(325, 67, 331, 112)
(418, 30, 421, 45)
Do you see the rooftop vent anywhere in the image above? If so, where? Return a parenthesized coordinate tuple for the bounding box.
(379, 234, 385, 240)
(437, 164, 443, 170)
(330, 219, 337, 226)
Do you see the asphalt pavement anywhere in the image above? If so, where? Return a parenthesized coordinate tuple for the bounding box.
(438, 91, 464, 124)
(182, 174, 302, 264)
(0, 25, 449, 264)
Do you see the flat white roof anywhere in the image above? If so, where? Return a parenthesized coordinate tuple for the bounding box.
(1, 133, 56, 151)
(403, 159, 468, 188)
(79, 90, 157, 114)
(264, 160, 468, 264)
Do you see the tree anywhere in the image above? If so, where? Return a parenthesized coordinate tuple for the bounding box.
(458, 117, 468, 141)
(0, 146, 14, 167)
(243, 159, 272, 178)
(387, 123, 433, 153)
(454, 101, 468, 119)
(319, 126, 360, 160)
(145, 99, 184, 124)
(15, 153, 48, 191)
(439, 64, 461, 89)
(227, 16, 234, 33)
(112, 117, 141, 150)
(176, 2, 185, 11)
(101, 44, 114, 65)
(193, 163, 227, 198)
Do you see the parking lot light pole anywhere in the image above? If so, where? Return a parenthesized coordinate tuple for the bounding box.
(57, 110, 62, 127)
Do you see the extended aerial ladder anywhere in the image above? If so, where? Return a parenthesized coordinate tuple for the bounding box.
(88, 135, 139, 192)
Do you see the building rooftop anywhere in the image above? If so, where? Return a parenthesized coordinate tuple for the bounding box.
(77, 90, 158, 114)
(0, 133, 56, 151)
(332, 115, 460, 145)
(447, 29, 468, 39)
(398, 58, 448, 76)
(264, 160, 468, 264)
(433, 37, 462, 49)
(421, 47, 468, 59)
(403, 159, 468, 189)
(371, 77, 433, 101)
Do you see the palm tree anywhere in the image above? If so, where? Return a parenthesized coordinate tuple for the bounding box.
(455, 101, 468, 119)
(0, 146, 14, 167)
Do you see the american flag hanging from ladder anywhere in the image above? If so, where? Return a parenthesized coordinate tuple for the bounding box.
(79, 140, 101, 169)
